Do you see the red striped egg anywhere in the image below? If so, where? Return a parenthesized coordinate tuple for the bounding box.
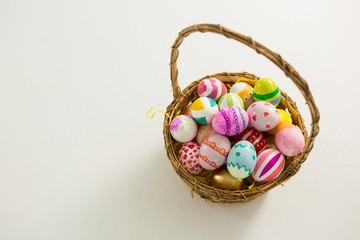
(234, 128, 267, 154)
(252, 149, 285, 183)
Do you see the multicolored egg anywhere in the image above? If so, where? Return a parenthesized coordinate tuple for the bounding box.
(267, 109, 292, 135)
(178, 142, 202, 175)
(252, 149, 285, 182)
(227, 140, 257, 179)
(212, 106, 249, 136)
(209, 168, 243, 190)
(170, 115, 198, 142)
(275, 123, 305, 156)
(253, 78, 281, 106)
(229, 82, 254, 107)
(199, 134, 231, 170)
(234, 128, 267, 154)
(247, 101, 279, 131)
(191, 97, 218, 125)
(218, 93, 244, 109)
(196, 124, 217, 144)
(197, 78, 227, 102)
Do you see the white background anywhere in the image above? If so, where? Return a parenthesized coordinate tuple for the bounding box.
(1, 1, 359, 240)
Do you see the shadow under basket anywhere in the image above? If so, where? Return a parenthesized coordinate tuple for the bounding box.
(163, 24, 320, 204)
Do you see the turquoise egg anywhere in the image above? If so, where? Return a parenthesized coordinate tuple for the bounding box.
(227, 140, 257, 179)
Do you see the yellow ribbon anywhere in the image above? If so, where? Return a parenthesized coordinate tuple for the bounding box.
(247, 181, 256, 190)
(146, 104, 171, 120)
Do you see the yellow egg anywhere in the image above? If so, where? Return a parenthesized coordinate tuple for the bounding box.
(267, 109, 292, 135)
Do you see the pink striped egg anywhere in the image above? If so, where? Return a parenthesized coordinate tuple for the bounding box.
(212, 106, 249, 136)
(197, 78, 227, 102)
(252, 149, 285, 183)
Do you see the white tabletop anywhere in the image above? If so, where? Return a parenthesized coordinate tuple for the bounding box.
(0, 1, 359, 239)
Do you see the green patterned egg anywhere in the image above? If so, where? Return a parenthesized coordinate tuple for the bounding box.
(253, 78, 281, 106)
(218, 93, 244, 109)
(227, 140, 257, 179)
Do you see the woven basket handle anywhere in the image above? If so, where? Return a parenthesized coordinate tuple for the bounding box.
(170, 23, 320, 145)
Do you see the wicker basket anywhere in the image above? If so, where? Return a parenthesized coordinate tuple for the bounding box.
(163, 24, 320, 204)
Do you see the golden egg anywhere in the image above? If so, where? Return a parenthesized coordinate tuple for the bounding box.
(209, 168, 243, 190)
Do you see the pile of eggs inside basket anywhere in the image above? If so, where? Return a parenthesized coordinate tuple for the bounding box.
(169, 77, 305, 190)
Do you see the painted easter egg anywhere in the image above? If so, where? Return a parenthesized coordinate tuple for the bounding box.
(247, 101, 279, 131)
(230, 82, 254, 107)
(252, 149, 285, 182)
(253, 78, 281, 106)
(267, 109, 292, 135)
(178, 142, 203, 175)
(275, 123, 305, 156)
(212, 106, 249, 136)
(209, 168, 243, 190)
(234, 128, 267, 154)
(199, 134, 231, 170)
(196, 124, 217, 145)
(197, 78, 227, 102)
(191, 97, 219, 125)
(170, 115, 198, 142)
(218, 93, 244, 109)
(227, 140, 257, 179)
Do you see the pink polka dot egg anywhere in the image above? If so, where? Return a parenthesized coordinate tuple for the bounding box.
(212, 106, 249, 136)
(197, 78, 227, 102)
(178, 142, 203, 175)
(247, 101, 279, 131)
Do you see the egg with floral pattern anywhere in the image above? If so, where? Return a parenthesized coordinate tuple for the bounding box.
(170, 115, 198, 142)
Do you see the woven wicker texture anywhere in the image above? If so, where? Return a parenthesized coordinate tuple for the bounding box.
(163, 24, 320, 204)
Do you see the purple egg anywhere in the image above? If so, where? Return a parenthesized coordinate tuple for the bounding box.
(212, 106, 249, 136)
